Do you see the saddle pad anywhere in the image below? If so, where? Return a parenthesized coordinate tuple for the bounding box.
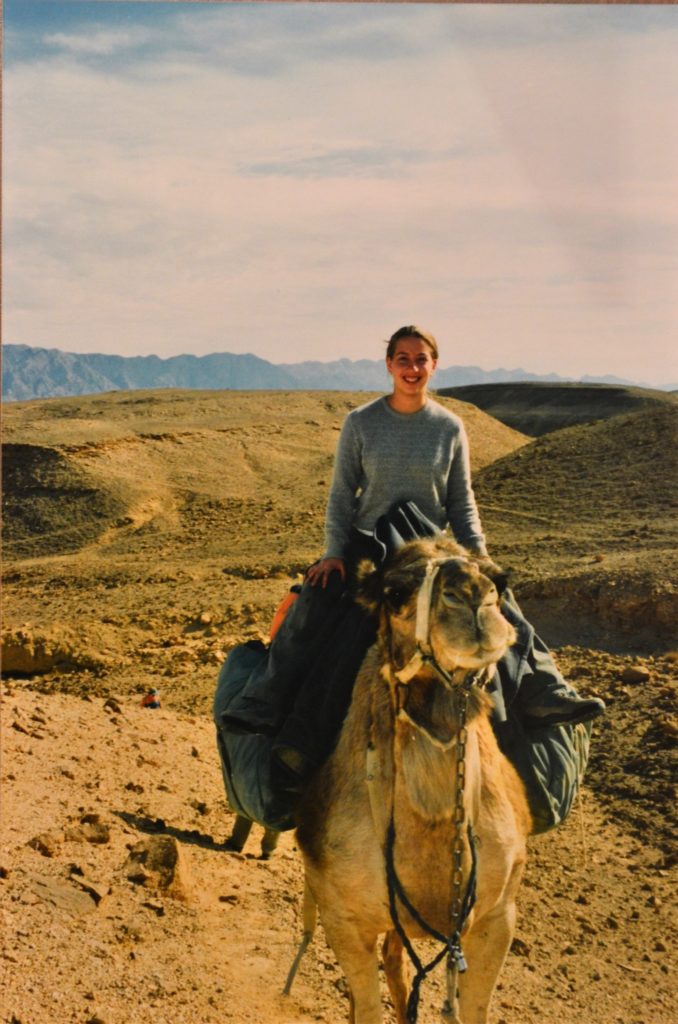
(213, 642, 296, 832)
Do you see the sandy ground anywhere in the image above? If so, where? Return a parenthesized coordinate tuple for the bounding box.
(2, 388, 676, 1023)
(1, 677, 675, 1024)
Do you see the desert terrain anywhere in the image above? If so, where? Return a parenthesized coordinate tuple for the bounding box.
(2, 386, 677, 1024)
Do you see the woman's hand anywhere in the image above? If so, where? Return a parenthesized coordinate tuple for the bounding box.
(306, 557, 346, 588)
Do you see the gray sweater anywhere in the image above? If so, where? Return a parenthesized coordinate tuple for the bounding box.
(324, 396, 486, 558)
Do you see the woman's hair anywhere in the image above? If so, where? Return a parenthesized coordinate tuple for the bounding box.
(386, 325, 439, 360)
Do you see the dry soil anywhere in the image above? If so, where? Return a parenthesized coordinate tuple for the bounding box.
(1, 388, 676, 1024)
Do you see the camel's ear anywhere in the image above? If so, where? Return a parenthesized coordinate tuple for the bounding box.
(353, 558, 383, 614)
(476, 556, 511, 596)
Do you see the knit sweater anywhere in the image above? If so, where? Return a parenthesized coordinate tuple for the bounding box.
(324, 396, 486, 558)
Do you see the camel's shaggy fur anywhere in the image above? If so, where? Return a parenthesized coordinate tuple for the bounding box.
(295, 538, 531, 1024)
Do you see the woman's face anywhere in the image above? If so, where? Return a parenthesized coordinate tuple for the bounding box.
(386, 336, 438, 400)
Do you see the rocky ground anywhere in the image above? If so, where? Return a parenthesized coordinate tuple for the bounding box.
(1, 388, 676, 1024)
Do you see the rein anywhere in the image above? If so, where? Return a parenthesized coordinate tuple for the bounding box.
(385, 813, 478, 1024)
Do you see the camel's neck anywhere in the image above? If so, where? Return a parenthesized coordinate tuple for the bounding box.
(373, 665, 490, 824)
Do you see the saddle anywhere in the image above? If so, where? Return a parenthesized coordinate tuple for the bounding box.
(213, 502, 592, 835)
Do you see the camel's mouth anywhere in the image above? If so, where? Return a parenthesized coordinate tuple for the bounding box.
(428, 602, 515, 670)
(433, 641, 506, 672)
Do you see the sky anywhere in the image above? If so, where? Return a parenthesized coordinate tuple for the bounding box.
(4, 1, 678, 386)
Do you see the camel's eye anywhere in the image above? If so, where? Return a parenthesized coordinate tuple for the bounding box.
(441, 588, 465, 606)
(384, 587, 410, 611)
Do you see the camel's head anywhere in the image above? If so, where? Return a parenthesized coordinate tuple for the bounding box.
(356, 537, 516, 675)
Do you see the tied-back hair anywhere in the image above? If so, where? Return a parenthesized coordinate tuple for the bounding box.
(386, 325, 439, 360)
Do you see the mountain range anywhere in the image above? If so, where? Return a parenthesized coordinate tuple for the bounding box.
(2, 343, 667, 402)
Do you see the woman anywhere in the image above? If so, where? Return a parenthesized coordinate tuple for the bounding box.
(307, 325, 487, 590)
(219, 325, 603, 814)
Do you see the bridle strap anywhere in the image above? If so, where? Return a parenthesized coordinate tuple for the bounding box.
(393, 558, 445, 685)
(414, 558, 449, 651)
(395, 557, 467, 687)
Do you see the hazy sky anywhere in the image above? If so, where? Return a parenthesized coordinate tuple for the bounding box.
(4, 1, 678, 385)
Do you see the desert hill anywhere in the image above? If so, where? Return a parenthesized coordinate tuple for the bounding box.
(472, 404, 678, 649)
(2, 389, 527, 564)
(2, 387, 676, 1024)
(437, 381, 677, 436)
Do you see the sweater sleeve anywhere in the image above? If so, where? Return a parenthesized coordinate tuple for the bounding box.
(324, 415, 362, 559)
(446, 423, 488, 555)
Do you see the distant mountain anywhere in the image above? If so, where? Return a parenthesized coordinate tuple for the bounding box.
(2, 346, 296, 402)
(0, 343, 656, 402)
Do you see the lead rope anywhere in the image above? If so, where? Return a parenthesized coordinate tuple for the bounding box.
(441, 688, 471, 1021)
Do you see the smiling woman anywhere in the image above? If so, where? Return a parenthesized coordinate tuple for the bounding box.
(307, 325, 486, 589)
(385, 328, 438, 412)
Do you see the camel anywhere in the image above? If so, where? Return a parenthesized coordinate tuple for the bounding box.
(289, 537, 532, 1024)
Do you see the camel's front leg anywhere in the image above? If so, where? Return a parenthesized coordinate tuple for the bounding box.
(382, 930, 409, 1024)
(322, 917, 382, 1024)
(456, 898, 517, 1024)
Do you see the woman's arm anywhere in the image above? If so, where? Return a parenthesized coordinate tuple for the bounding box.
(307, 415, 363, 588)
(323, 414, 362, 561)
(446, 423, 488, 556)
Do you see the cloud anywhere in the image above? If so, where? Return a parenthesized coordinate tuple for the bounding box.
(4, 3, 678, 385)
(43, 28, 153, 57)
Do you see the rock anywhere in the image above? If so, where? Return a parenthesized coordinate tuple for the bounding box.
(142, 899, 165, 917)
(123, 835, 191, 900)
(659, 718, 678, 739)
(191, 746, 200, 758)
(28, 875, 98, 916)
(72, 875, 110, 905)
(28, 832, 62, 858)
(510, 937, 530, 957)
(198, 611, 213, 626)
(1, 626, 103, 676)
(621, 666, 651, 684)
(104, 697, 122, 714)
(65, 813, 111, 845)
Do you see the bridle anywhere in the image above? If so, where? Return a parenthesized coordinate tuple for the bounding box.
(390, 556, 491, 695)
(371, 555, 497, 1022)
